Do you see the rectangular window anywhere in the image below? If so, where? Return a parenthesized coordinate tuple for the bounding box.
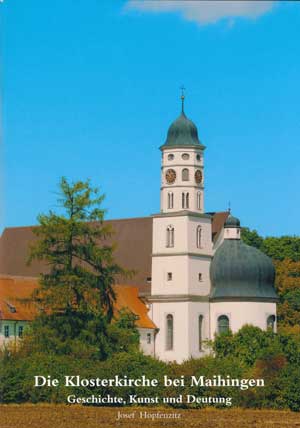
(167, 272, 172, 281)
(18, 326, 24, 338)
(147, 333, 151, 344)
(198, 273, 203, 281)
(4, 325, 9, 338)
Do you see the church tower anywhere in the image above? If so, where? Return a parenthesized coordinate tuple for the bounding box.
(149, 95, 213, 362)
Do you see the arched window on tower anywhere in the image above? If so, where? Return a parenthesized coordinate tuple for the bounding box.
(186, 193, 189, 209)
(196, 226, 202, 248)
(197, 192, 201, 210)
(168, 192, 174, 209)
(166, 314, 174, 350)
(198, 315, 204, 351)
(182, 168, 189, 181)
(218, 315, 230, 334)
(182, 192, 189, 209)
(166, 225, 174, 248)
(267, 315, 276, 332)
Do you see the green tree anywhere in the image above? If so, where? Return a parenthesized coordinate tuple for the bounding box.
(262, 236, 300, 262)
(23, 177, 139, 359)
(274, 259, 300, 327)
(28, 177, 127, 321)
(241, 227, 264, 250)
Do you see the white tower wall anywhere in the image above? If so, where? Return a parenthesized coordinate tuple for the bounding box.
(151, 301, 210, 363)
(161, 148, 204, 213)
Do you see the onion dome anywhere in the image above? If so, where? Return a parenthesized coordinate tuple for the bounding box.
(210, 240, 278, 301)
(160, 95, 205, 150)
(224, 214, 240, 228)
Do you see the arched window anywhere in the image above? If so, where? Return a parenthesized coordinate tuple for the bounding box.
(196, 226, 202, 248)
(267, 315, 276, 332)
(166, 225, 174, 248)
(182, 168, 189, 181)
(218, 315, 230, 334)
(166, 314, 174, 350)
(182, 192, 189, 209)
(168, 192, 174, 209)
(199, 315, 204, 351)
(186, 193, 189, 209)
(197, 192, 201, 210)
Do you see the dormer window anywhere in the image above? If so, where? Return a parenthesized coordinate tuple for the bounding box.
(6, 302, 16, 313)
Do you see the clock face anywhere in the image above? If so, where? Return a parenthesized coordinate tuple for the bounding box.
(195, 169, 203, 184)
(165, 169, 176, 184)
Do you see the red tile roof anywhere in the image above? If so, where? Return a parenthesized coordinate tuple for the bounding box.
(0, 276, 38, 321)
(0, 276, 156, 329)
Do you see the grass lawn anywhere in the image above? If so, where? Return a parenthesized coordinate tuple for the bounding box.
(1, 405, 300, 428)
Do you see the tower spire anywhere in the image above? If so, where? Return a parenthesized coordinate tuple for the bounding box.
(228, 201, 231, 214)
(180, 85, 185, 114)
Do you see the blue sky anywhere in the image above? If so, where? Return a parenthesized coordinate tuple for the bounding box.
(0, 0, 299, 236)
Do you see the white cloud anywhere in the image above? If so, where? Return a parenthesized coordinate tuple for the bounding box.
(125, 0, 275, 25)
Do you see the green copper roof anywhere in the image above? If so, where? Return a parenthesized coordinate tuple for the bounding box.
(210, 240, 278, 301)
(161, 112, 204, 149)
(224, 214, 240, 228)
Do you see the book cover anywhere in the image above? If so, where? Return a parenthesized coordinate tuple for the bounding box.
(1, 1, 300, 427)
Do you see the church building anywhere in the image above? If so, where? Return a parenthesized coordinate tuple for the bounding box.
(0, 97, 279, 363)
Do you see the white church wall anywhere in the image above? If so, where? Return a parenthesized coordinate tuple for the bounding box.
(152, 216, 188, 254)
(188, 256, 211, 295)
(151, 301, 210, 362)
(188, 302, 210, 358)
(151, 301, 190, 363)
(151, 255, 211, 296)
(210, 301, 277, 337)
(187, 217, 212, 255)
(151, 255, 190, 295)
(138, 328, 155, 357)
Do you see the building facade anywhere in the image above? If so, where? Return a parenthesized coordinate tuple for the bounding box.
(0, 100, 278, 363)
(147, 100, 278, 362)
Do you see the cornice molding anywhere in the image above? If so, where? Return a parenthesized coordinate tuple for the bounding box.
(152, 252, 213, 258)
(146, 294, 210, 303)
(152, 210, 211, 219)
